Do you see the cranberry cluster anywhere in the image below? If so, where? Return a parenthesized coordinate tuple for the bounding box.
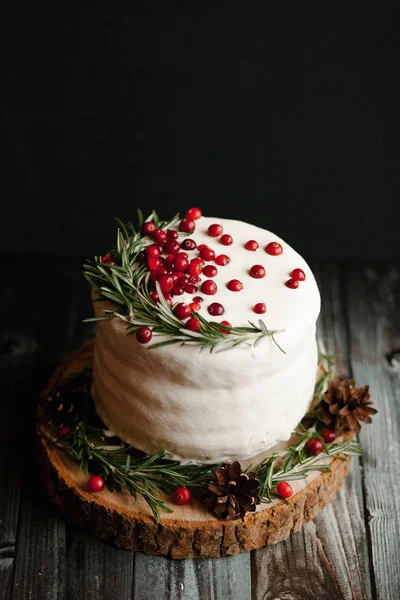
(135, 210, 234, 343)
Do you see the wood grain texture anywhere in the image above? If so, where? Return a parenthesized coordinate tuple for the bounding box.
(251, 261, 373, 600)
(133, 553, 251, 600)
(346, 262, 400, 600)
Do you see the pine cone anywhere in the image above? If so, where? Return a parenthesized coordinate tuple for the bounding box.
(205, 461, 260, 520)
(45, 373, 102, 428)
(320, 379, 377, 434)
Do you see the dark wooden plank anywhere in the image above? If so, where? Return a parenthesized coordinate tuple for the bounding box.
(0, 268, 43, 600)
(65, 529, 134, 600)
(251, 260, 373, 600)
(346, 261, 400, 600)
(7, 260, 79, 600)
(133, 552, 251, 600)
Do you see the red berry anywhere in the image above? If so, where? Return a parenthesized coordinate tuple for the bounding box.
(187, 259, 203, 277)
(147, 257, 161, 271)
(58, 426, 71, 438)
(244, 240, 258, 251)
(285, 278, 299, 289)
(250, 264, 266, 279)
(265, 241, 283, 256)
(322, 429, 336, 444)
(181, 239, 197, 251)
(100, 255, 115, 265)
(208, 302, 225, 316)
(89, 475, 105, 493)
(150, 290, 160, 303)
(153, 229, 167, 244)
(171, 285, 185, 296)
(220, 234, 233, 246)
(200, 247, 215, 261)
(179, 218, 195, 233)
(157, 265, 169, 276)
(208, 223, 223, 237)
(201, 280, 218, 295)
(136, 326, 153, 344)
(186, 207, 202, 221)
(142, 221, 157, 236)
(164, 254, 176, 267)
(173, 303, 191, 320)
(185, 283, 197, 294)
(189, 302, 201, 312)
(186, 317, 201, 332)
(291, 268, 306, 281)
(276, 481, 293, 499)
(253, 303, 266, 314)
(193, 296, 203, 303)
(215, 254, 230, 266)
(188, 274, 200, 284)
(146, 244, 160, 258)
(218, 320, 231, 333)
(202, 265, 218, 277)
(173, 486, 192, 505)
(164, 240, 181, 255)
(174, 252, 189, 272)
(137, 251, 147, 264)
(197, 244, 208, 251)
(227, 279, 243, 292)
(305, 438, 323, 456)
(158, 274, 174, 293)
(167, 229, 179, 239)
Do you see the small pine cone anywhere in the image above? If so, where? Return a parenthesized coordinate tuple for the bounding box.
(321, 379, 377, 434)
(205, 461, 260, 520)
(45, 372, 101, 428)
(46, 388, 92, 427)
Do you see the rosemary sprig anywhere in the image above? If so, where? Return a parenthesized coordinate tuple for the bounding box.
(251, 429, 361, 503)
(57, 421, 213, 522)
(83, 211, 285, 353)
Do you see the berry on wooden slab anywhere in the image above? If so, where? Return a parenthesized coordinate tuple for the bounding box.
(89, 476, 105, 493)
(173, 487, 192, 505)
(276, 481, 293, 499)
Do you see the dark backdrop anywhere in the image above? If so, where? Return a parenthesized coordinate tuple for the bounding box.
(2, 5, 399, 258)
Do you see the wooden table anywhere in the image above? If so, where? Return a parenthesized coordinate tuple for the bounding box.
(1, 257, 399, 600)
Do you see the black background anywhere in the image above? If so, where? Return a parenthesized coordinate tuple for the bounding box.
(2, 4, 399, 258)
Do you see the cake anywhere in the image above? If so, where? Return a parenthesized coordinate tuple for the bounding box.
(88, 209, 321, 464)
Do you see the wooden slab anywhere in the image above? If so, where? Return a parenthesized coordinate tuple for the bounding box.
(37, 341, 352, 559)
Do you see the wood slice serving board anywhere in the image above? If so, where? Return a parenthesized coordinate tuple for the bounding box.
(37, 341, 351, 559)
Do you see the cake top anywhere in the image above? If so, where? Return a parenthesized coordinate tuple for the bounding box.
(84, 208, 320, 352)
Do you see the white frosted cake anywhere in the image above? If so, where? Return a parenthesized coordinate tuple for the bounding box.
(89, 210, 321, 464)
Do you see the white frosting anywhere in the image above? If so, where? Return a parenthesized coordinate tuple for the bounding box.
(91, 216, 321, 463)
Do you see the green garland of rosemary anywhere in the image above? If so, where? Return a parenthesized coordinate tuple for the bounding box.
(52, 353, 363, 521)
(83, 211, 285, 353)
